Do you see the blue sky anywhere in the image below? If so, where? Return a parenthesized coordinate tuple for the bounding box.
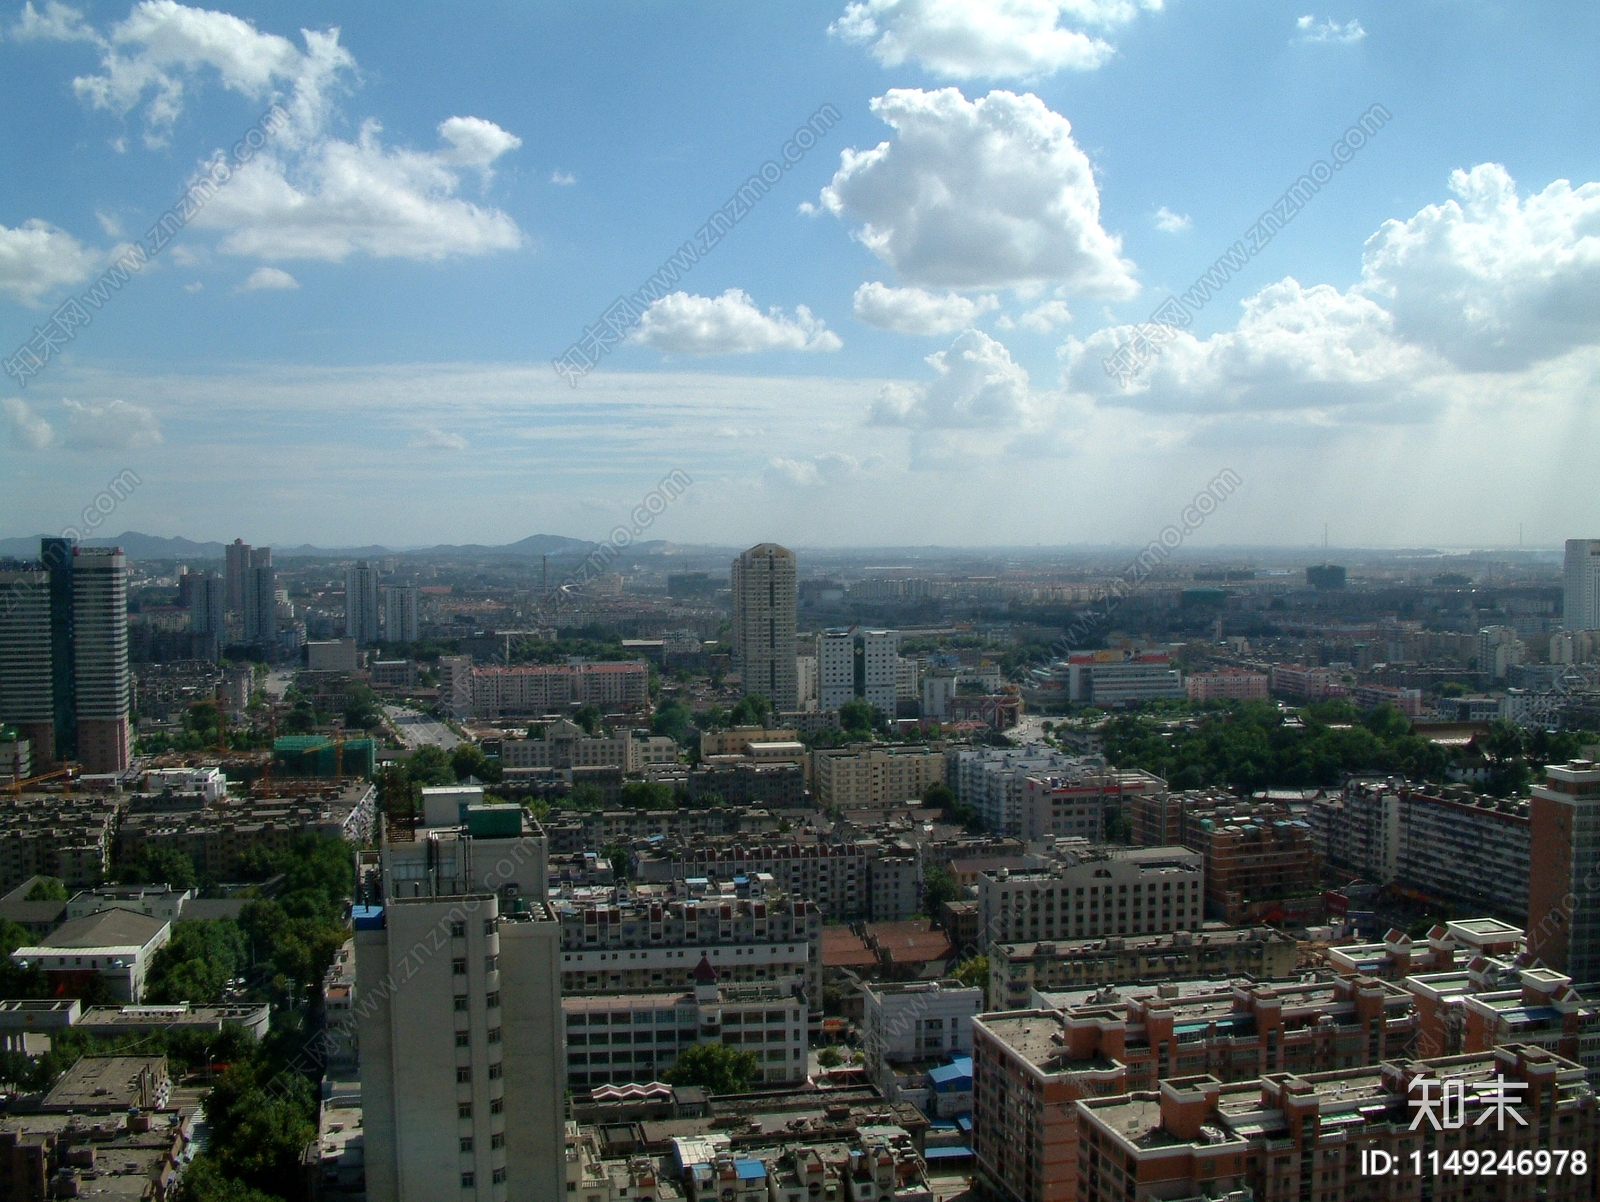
(3, 1, 1599, 549)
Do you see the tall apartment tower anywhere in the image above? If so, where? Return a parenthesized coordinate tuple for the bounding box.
(861, 628, 900, 715)
(383, 585, 419, 644)
(188, 571, 226, 641)
(243, 548, 277, 646)
(818, 628, 856, 711)
(1565, 539, 1600, 631)
(730, 543, 797, 712)
(70, 548, 130, 774)
(356, 816, 563, 1202)
(0, 565, 55, 763)
(1528, 759, 1600, 980)
(347, 561, 382, 646)
(224, 538, 251, 614)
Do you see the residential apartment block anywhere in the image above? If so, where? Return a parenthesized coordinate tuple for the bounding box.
(1184, 670, 1269, 702)
(467, 661, 650, 717)
(812, 743, 947, 810)
(1529, 759, 1600, 981)
(1179, 809, 1322, 925)
(976, 847, 1205, 950)
(500, 719, 677, 774)
(0, 793, 123, 891)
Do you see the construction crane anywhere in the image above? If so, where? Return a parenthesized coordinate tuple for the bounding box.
(10, 765, 75, 796)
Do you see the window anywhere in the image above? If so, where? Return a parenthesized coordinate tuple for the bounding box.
(461, 1172, 475, 1188)
(459, 1103, 473, 1119)
(455, 996, 470, 1012)
(488, 1027, 502, 1044)
(485, 956, 499, 973)
(453, 958, 468, 976)
(491, 1132, 505, 1149)
(486, 991, 500, 1008)
(492, 1168, 507, 1185)
(450, 921, 467, 938)
(490, 1097, 503, 1114)
(456, 1031, 471, 1047)
(460, 1136, 475, 1152)
(484, 919, 496, 936)
(488, 1062, 503, 1079)
(457, 1067, 472, 1083)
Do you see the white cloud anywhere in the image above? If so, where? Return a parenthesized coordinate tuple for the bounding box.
(69, 1, 355, 148)
(765, 451, 885, 487)
(3, 397, 57, 449)
(872, 328, 1042, 427)
(1358, 164, 1600, 370)
(829, 0, 1163, 80)
(239, 265, 297, 291)
(7, 0, 101, 43)
(852, 282, 997, 334)
(631, 289, 842, 355)
(1154, 205, 1191, 233)
(1019, 298, 1073, 331)
(436, 115, 521, 178)
(1294, 15, 1365, 44)
(549, 169, 576, 186)
(0, 219, 100, 304)
(191, 118, 524, 261)
(818, 88, 1136, 294)
(183, 280, 202, 291)
(1061, 277, 1442, 421)
(411, 427, 468, 451)
(60, 398, 162, 448)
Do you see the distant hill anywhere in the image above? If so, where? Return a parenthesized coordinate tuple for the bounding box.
(0, 531, 599, 561)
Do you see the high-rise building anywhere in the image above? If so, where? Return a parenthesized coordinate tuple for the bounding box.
(1564, 539, 1600, 631)
(242, 548, 276, 645)
(356, 813, 563, 1202)
(1529, 759, 1600, 980)
(224, 538, 251, 614)
(0, 565, 55, 763)
(42, 536, 75, 761)
(347, 561, 381, 646)
(187, 571, 225, 643)
(383, 584, 418, 644)
(818, 628, 855, 711)
(70, 548, 130, 774)
(861, 628, 899, 715)
(730, 543, 797, 712)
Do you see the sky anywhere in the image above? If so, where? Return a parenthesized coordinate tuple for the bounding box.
(2, 0, 1599, 551)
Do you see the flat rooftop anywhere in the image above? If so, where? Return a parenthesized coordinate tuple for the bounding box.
(979, 1012, 1118, 1076)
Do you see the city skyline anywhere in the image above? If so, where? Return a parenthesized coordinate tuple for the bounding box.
(2, 3, 1599, 547)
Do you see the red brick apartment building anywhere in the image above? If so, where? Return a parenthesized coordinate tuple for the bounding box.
(1075, 1044, 1597, 1202)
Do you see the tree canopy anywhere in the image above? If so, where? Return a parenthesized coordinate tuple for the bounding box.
(661, 1043, 761, 1094)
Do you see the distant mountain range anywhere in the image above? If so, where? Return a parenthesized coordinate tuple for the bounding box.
(0, 531, 600, 561)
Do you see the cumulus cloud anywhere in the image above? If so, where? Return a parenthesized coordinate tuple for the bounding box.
(239, 265, 297, 290)
(873, 328, 1043, 427)
(3, 397, 57, 449)
(829, 0, 1163, 80)
(60, 398, 162, 449)
(549, 170, 576, 186)
(191, 118, 524, 261)
(0, 219, 100, 304)
(765, 451, 885, 487)
(7, 0, 100, 43)
(1154, 206, 1191, 233)
(1358, 164, 1600, 371)
(411, 427, 468, 451)
(1294, 15, 1365, 44)
(631, 289, 842, 355)
(37, 3, 525, 262)
(818, 88, 1136, 295)
(1061, 277, 1442, 421)
(1018, 299, 1072, 331)
(852, 281, 997, 334)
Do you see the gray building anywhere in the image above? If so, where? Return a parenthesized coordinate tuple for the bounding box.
(731, 543, 798, 712)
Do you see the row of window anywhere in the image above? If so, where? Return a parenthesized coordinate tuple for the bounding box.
(449, 920, 499, 938)
(459, 1133, 506, 1152)
(453, 957, 499, 975)
(454, 992, 501, 1011)
(455, 1028, 503, 1046)
(460, 1168, 507, 1187)
(458, 1098, 504, 1118)
(566, 1007, 799, 1027)
(456, 1063, 503, 1082)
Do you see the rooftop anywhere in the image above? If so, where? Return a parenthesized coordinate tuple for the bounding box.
(19, 908, 168, 952)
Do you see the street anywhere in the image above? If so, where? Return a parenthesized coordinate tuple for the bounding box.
(384, 704, 462, 751)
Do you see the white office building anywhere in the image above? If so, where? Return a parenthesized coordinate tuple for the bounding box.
(819, 629, 856, 712)
(861, 629, 899, 716)
(1564, 539, 1600, 632)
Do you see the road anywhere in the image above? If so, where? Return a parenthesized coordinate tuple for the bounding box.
(384, 705, 462, 751)
(262, 669, 295, 701)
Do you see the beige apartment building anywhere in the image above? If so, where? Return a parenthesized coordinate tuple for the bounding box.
(812, 743, 947, 809)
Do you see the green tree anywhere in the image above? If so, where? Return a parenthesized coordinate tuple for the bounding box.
(952, 954, 989, 1005)
(24, 877, 67, 901)
(145, 921, 248, 1005)
(838, 700, 874, 737)
(405, 744, 456, 786)
(816, 1046, 844, 1068)
(175, 1156, 283, 1202)
(619, 780, 674, 809)
(662, 1043, 761, 1094)
(652, 698, 694, 744)
(729, 694, 771, 727)
(573, 704, 603, 735)
(922, 864, 958, 913)
(566, 782, 605, 810)
(451, 743, 502, 783)
(922, 782, 956, 809)
(119, 845, 198, 890)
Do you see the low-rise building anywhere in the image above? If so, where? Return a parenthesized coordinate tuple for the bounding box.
(9, 909, 171, 1002)
(861, 979, 983, 1107)
(501, 719, 677, 773)
(0, 794, 123, 893)
(976, 847, 1205, 950)
(631, 840, 910, 921)
(1184, 670, 1269, 702)
(468, 660, 650, 716)
(988, 927, 1300, 1011)
(813, 744, 947, 810)
(1182, 810, 1322, 925)
(1074, 1044, 1597, 1202)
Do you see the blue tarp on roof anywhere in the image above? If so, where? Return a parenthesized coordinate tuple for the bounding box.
(735, 1160, 766, 1181)
(924, 1147, 974, 1160)
(928, 1056, 973, 1091)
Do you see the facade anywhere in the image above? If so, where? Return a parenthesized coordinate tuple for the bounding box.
(862, 979, 982, 1103)
(922, 670, 956, 721)
(242, 547, 276, 645)
(1563, 538, 1600, 632)
(730, 543, 798, 712)
(0, 794, 121, 891)
(187, 569, 225, 644)
(0, 566, 53, 763)
(862, 630, 899, 716)
(1023, 769, 1167, 843)
(1074, 1045, 1598, 1202)
(988, 927, 1300, 1011)
(439, 655, 474, 716)
(819, 629, 856, 712)
(976, 848, 1205, 949)
(1181, 811, 1322, 925)
(1478, 624, 1526, 682)
(631, 840, 918, 922)
(346, 560, 382, 646)
(500, 720, 676, 774)
(1064, 653, 1183, 707)
(468, 661, 650, 716)
(1267, 663, 1346, 701)
(10, 909, 171, 1002)
(1183, 671, 1268, 702)
(951, 747, 1102, 836)
(813, 744, 947, 809)
(384, 584, 419, 644)
(69, 548, 130, 774)
(563, 961, 808, 1088)
(1528, 759, 1600, 980)
(551, 880, 824, 1012)
(356, 814, 563, 1202)
(224, 537, 251, 613)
